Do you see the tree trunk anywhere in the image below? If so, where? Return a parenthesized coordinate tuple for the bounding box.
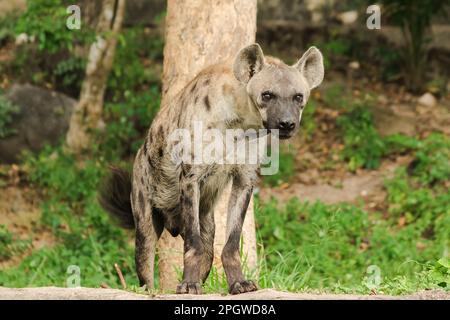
(158, 0, 258, 292)
(66, 0, 126, 153)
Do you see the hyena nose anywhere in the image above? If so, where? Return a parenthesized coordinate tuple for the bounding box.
(278, 120, 295, 131)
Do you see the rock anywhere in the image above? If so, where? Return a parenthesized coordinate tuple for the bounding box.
(15, 33, 34, 45)
(337, 10, 358, 25)
(417, 93, 437, 108)
(349, 61, 360, 70)
(0, 84, 75, 163)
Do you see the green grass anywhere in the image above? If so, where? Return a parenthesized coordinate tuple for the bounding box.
(0, 147, 138, 288)
(254, 133, 450, 294)
(254, 193, 448, 294)
(337, 101, 387, 171)
(0, 225, 31, 261)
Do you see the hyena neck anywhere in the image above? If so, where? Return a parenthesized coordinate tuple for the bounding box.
(227, 79, 263, 131)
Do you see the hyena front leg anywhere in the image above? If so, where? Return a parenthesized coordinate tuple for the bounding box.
(222, 179, 257, 294)
(199, 207, 215, 283)
(176, 181, 204, 294)
(132, 188, 163, 290)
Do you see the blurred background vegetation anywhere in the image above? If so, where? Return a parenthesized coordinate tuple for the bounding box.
(0, 0, 448, 294)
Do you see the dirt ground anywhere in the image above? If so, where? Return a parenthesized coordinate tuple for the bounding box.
(0, 287, 449, 300)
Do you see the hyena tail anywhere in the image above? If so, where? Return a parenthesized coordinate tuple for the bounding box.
(98, 166, 135, 229)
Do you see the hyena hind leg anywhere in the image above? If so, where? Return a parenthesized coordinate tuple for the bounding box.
(132, 190, 163, 290)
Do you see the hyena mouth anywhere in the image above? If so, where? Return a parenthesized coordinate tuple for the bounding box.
(278, 129, 295, 139)
(278, 133, 293, 139)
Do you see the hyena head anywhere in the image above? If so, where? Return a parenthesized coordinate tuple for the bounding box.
(233, 44, 324, 139)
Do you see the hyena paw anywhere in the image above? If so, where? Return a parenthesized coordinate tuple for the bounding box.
(176, 282, 202, 294)
(229, 280, 258, 295)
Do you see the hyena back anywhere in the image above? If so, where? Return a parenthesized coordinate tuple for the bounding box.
(99, 43, 324, 294)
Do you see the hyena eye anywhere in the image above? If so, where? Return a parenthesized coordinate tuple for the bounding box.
(293, 94, 304, 103)
(262, 91, 275, 102)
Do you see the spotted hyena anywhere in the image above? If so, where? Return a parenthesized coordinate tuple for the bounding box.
(99, 44, 324, 294)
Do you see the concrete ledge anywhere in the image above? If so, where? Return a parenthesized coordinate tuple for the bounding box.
(0, 287, 448, 300)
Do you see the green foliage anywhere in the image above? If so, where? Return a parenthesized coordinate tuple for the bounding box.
(102, 87, 161, 158)
(108, 26, 163, 98)
(0, 146, 137, 288)
(407, 133, 450, 186)
(385, 133, 450, 186)
(384, 133, 420, 153)
(430, 258, 450, 289)
(375, 45, 403, 82)
(0, 11, 19, 45)
(256, 132, 449, 293)
(322, 83, 349, 109)
(334, 98, 447, 173)
(0, 94, 20, 138)
(100, 26, 163, 158)
(0, 19, 165, 288)
(7, 0, 93, 96)
(15, 0, 92, 53)
(379, 0, 450, 91)
(0, 225, 31, 261)
(320, 38, 352, 69)
(54, 56, 86, 91)
(301, 97, 318, 139)
(255, 194, 448, 293)
(337, 102, 386, 171)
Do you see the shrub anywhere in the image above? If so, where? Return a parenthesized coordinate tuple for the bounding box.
(15, 0, 92, 53)
(0, 146, 137, 288)
(379, 0, 450, 92)
(0, 225, 31, 261)
(0, 94, 20, 138)
(337, 102, 386, 171)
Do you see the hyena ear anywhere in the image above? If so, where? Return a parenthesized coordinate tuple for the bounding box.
(233, 43, 265, 84)
(294, 46, 324, 90)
